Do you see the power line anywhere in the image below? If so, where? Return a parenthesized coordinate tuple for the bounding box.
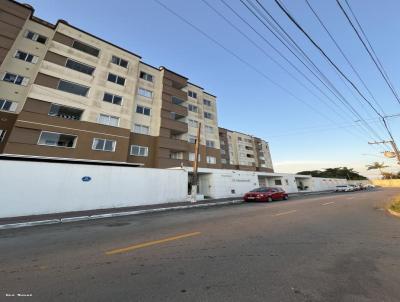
(242, 0, 387, 149)
(337, 0, 400, 106)
(272, 0, 397, 149)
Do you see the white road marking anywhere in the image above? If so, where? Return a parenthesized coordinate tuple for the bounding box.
(274, 210, 297, 216)
(322, 202, 335, 206)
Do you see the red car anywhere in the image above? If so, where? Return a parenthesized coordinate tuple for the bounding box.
(243, 187, 288, 202)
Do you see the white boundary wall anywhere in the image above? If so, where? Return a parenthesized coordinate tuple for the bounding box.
(0, 160, 187, 218)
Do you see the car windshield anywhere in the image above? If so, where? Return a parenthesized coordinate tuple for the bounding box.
(250, 187, 269, 192)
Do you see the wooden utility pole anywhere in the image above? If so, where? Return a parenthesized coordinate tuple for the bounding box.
(190, 123, 201, 203)
(368, 140, 400, 165)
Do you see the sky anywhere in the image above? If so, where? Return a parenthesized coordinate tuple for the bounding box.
(26, 0, 400, 178)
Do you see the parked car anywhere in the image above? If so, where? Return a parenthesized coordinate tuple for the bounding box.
(364, 184, 376, 190)
(243, 187, 288, 202)
(349, 184, 361, 191)
(335, 185, 355, 192)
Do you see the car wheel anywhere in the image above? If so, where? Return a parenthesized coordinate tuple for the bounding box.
(267, 197, 273, 202)
(283, 195, 288, 200)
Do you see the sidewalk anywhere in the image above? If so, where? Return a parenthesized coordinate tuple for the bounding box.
(0, 197, 242, 230)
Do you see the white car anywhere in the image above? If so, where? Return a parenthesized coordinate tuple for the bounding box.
(335, 185, 354, 192)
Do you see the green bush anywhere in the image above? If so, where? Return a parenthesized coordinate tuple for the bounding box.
(390, 197, 400, 213)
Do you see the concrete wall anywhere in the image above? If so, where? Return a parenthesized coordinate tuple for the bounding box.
(0, 160, 187, 218)
(371, 179, 400, 187)
(311, 177, 348, 191)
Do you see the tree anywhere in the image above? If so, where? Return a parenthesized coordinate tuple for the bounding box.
(297, 167, 367, 180)
(366, 162, 389, 179)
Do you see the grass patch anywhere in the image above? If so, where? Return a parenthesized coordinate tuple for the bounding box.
(390, 196, 400, 213)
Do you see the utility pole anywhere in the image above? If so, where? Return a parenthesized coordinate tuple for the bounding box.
(368, 140, 400, 165)
(190, 123, 201, 203)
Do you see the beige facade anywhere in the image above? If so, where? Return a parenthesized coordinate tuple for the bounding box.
(219, 127, 274, 172)
(0, 0, 273, 172)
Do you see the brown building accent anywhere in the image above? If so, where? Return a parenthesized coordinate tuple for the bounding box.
(52, 31, 74, 47)
(127, 133, 157, 166)
(44, 51, 68, 66)
(0, 0, 31, 66)
(34, 72, 60, 89)
(3, 98, 130, 162)
(0, 111, 18, 153)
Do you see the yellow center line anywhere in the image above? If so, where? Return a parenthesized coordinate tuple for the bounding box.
(322, 201, 335, 206)
(273, 210, 297, 216)
(105, 231, 201, 255)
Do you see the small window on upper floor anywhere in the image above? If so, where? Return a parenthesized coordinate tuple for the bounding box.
(204, 111, 213, 119)
(206, 140, 215, 148)
(72, 40, 100, 57)
(139, 71, 153, 82)
(14, 50, 39, 64)
(65, 59, 95, 75)
(103, 92, 123, 105)
(188, 90, 197, 99)
(2, 73, 29, 86)
(0, 99, 17, 112)
(97, 114, 120, 127)
(107, 73, 125, 86)
(133, 124, 150, 135)
(203, 99, 212, 106)
(24, 30, 47, 44)
(138, 87, 153, 99)
(92, 138, 116, 152)
(188, 104, 198, 113)
(136, 105, 151, 116)
(205, 125, 214, 133)
(111, 55, 128, 68)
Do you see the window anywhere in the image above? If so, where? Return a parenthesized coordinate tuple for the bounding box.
(139, 71, 153, 82)
(204, 112, 213, 119)
(189, 152, 200, 162)
(38, 131, 77, 148)
(0, 130, 6, 142)
(72, 40, 99, 57)
(49, 104, 83, 120)
(136, 105, 151, 116)
(221, 158, 227, 164)
(203, 99, 211, 106)
(65, 59, 95, 75)
(98, 114, 119, 127)
(188, 104, 198, 113)
(107, 73, 125, 86)
(14, 50, 38, 63)
(206, 140, 215, 148)
(133, 124, 149, 135)
(25, 30, 47, 44)
(188, 90, 197, 98)
(206, 156, 216, 164)
(0, 99, 17, 112)
(274, 179, 282, 186)
(111, 55, 128, 68)
(103, 92, 122, 105)
(188, 135, 197, 144)
(238, 137, 242, 141)
(130, 145, 148, 156)
(205, 125, 214, 133)
(170, 152, 183, 160)
(92, 138, 116, 152)
(2, 73, 29, 86)
(138, 87, 153, 98)
(188, 119, 199, 128)
(58, 80, 89, 96)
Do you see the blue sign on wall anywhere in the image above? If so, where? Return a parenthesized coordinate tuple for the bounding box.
(82, 176, 92, 182)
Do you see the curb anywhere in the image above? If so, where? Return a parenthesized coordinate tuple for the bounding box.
(0, 200, 243, 230)
(387, 208, 400, 218)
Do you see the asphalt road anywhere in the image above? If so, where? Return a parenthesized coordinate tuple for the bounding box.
(1, 188, 400, 302)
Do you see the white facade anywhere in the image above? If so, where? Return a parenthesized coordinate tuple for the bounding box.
(0, 160, 187, 218)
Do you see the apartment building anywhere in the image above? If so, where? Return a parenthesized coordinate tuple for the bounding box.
(0, 0, 222, 169)
(219, 128, 274, 172)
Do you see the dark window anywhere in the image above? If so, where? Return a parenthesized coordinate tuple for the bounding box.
(204, 112, 213, 119)
(2, 73, 28, 86)
(139, 71, 153, 82)
(103, 93, 122, 105)
(274, 179, 282, 186)
(38, 132, 77, 148)
(49, 104, 83, 120)
(58, 80, 89, 96)
(136, 105, 151, 116)
(107, 73, 125, 86)
(25, 30, 47, 44)
(188, 90, 197, 98)
(72, 40, 100, 57)
(111, 55, 128, 68)
(14, 50, 38, 63)
(172, 96, 185, 105)
(203, 99, 211, 106)
(65, 59, 95, 75)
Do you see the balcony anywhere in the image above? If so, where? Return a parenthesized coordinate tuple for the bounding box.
(161, 118, 188, 134)
(158, 137, 189, 151)
(162, 101, 187, 116)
